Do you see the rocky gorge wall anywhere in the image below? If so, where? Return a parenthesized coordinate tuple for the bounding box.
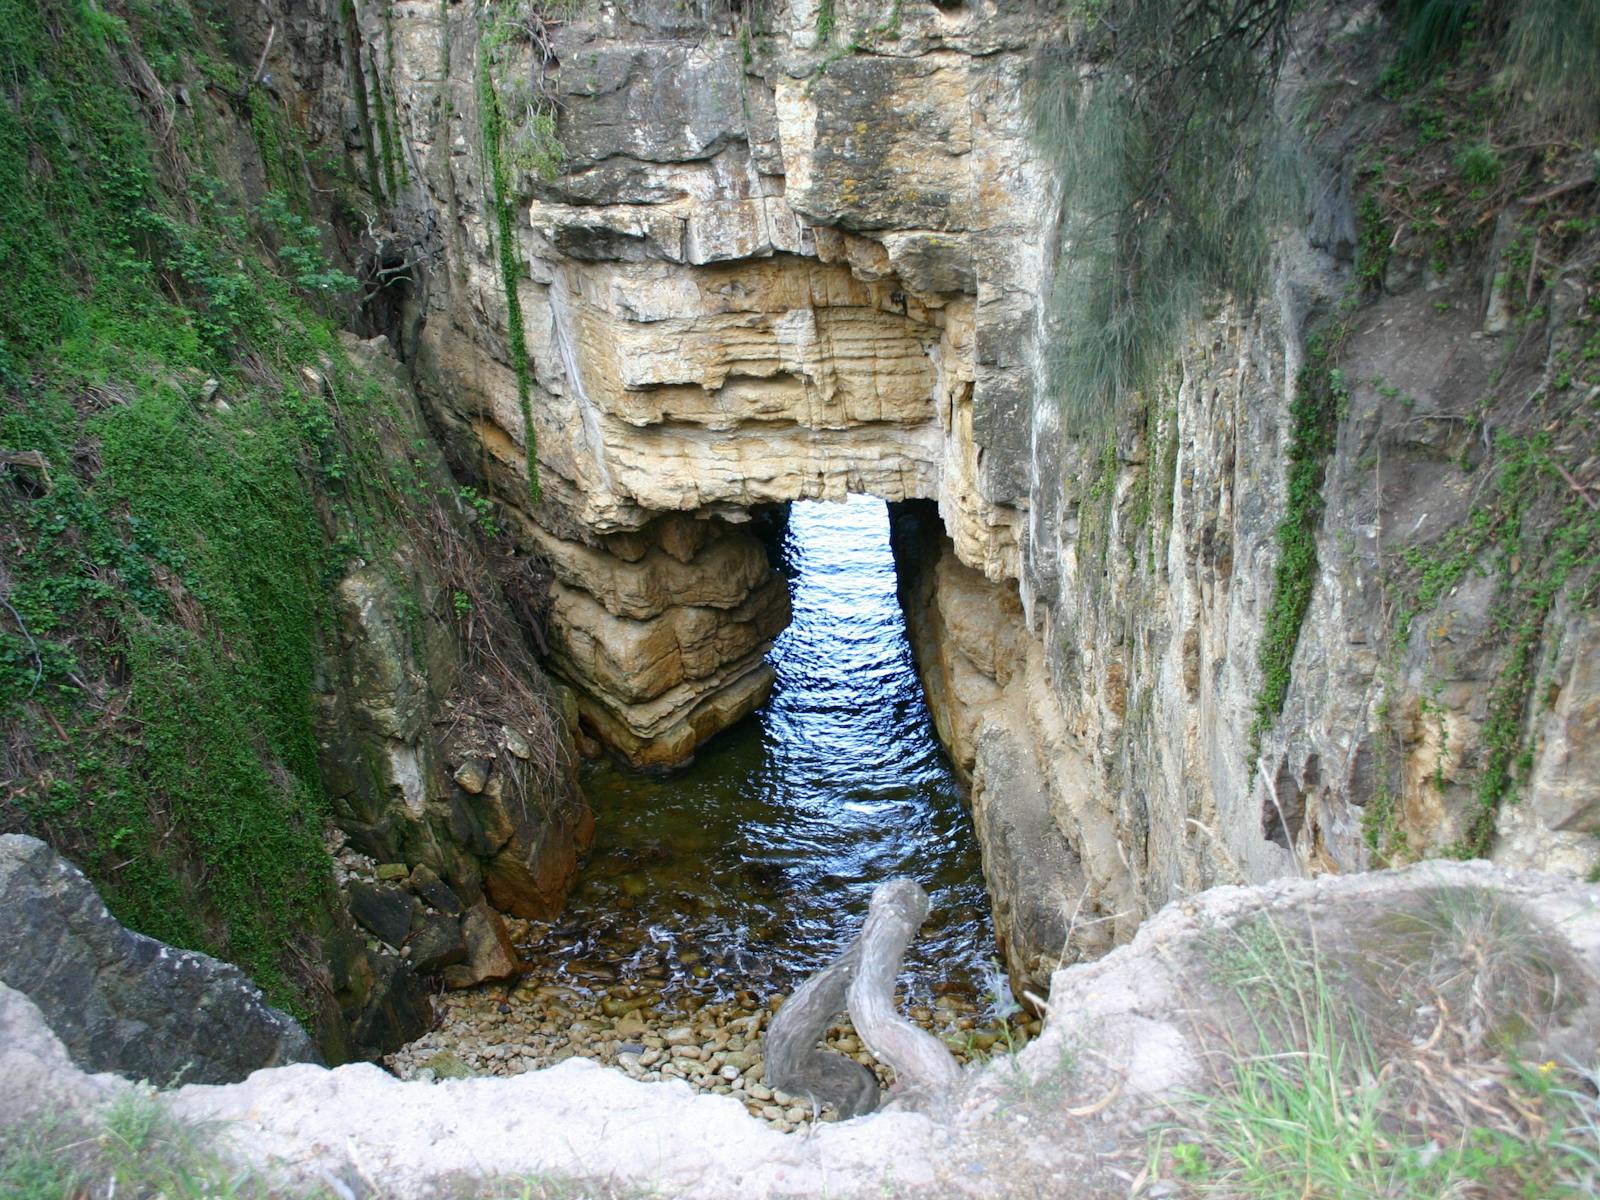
(319, 0, 1600, 1003)
(1, 0, 605, 1062)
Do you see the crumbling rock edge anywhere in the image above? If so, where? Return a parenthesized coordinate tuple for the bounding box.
(4, 860, 1597, 1198)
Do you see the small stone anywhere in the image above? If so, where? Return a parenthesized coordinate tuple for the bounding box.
(663, 1025, 696, 1046)
(453, 760, 491, 794)
(639, 1049, 662, 1067)
(720, 1065, 741, 1082)
(375, 863, 410, 882)
(748, 1083, 772, 1102)
(347, 881, 415, 948)
(502, 726, 531, 759)
(423, 1050, 472, 1080)
(785, 1105, 806, 1123)
(440, 903, 520, 988)
(600, 995, 646, 1018)
(407, 912, 468, 974)
(415, 873, 464, 918)
(671, 1044, 702, 1060)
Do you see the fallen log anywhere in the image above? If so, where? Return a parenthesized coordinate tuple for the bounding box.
(763, 878, 961, 1118)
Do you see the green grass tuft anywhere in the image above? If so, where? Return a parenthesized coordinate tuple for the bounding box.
(1154, 911, 1600, 1198)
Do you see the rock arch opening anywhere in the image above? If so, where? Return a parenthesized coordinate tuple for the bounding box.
(388, 496, 1025, 1116)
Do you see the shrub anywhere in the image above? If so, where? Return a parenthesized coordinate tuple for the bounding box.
(1029, 0, 1300, 431)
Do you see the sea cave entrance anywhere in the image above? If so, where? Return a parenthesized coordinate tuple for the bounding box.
(389, 498, 1016, 1114)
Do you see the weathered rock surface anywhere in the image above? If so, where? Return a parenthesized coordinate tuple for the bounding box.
(0, 982, 131, 1131)
(382, 0, 1031, 772)
(317, 335, 593, 931)
(0, 835, 319, 1086)
(15, 862, 1600, 1198)
(441, 902, 522, 988)
(283, 0, 1600, 997)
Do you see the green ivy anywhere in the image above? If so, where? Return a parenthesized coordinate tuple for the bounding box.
(477, 25, 542, 502)
(1250, 329, 1348, 752)
(0, 0, 392, 1021)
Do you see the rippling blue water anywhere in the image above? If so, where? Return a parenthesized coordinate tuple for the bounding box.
(535, 497, 994, 1006)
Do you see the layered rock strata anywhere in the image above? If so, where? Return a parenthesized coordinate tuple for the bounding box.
(305, 0, 1600, 1000)
(531, 513, 791, 767)
(385, 0, 1032, 768)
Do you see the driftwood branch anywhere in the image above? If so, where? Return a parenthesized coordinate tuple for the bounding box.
(764, 878, 960, 1118)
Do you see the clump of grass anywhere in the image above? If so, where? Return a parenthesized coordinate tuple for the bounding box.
(1393, 0, 1480, 68)
(1392, 0, 1599, 135)
(1455, 139, 1501, 184)
(1, 1089, 269, 1200)
(1152, 906, 1600, 1197)
(1, 1092, 662, 1200)
(1379, 886, 1576, 1051)
(1501, 0, 1600, 135)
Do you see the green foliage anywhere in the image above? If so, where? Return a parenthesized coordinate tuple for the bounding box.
(1394, 0, 1480, 68)
(1155, 914, 1600, 1197)
(377, 11, 408, 198)
(476, 6, 550, 502)
(1030, 0, 1299, 430)
(247, 88, 311, 212)
(0, 0, 398, 1018)
(1502, 0, 1600, 135)
(816, 0, 835, 41)
(1391, 0, 1599, 135)
(508, 108, 567, 181)
(1375, 428, 1600, 861)
(340, 0, 384, 201)
(1356, 188, 1391, 292)
(1, 1089, 278, 1200)
(257, 193, 360, 293)
(1455, 139, 1501, 184)
(1250, 332, 1347, 750)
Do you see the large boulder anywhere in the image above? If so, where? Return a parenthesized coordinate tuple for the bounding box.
(0, 834, 320, 1086)
(0, 982, 130, 1130)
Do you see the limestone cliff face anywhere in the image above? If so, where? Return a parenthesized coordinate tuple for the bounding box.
(374, 0, 1033, 770)
(339, 0, 1600, 999)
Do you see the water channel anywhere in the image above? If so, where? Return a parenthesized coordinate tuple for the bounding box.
(530, 496, 997, 1007)
(390, 499, 1004, 1106)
